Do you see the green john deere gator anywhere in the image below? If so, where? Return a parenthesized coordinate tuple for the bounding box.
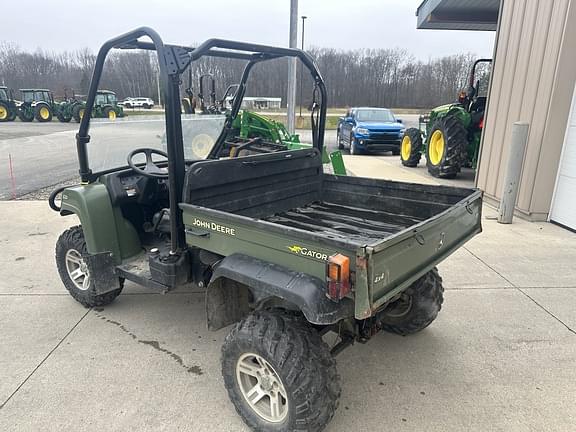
(401, 59, 492, 178)
(0, 86, 18, 122)
(49, 28, 482, 432)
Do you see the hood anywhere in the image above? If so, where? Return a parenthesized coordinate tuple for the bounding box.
(356, 121, 404, 131)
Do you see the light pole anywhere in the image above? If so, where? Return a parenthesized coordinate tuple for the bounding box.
(286, 0, 298, 134)
(299, 15, 307, 119)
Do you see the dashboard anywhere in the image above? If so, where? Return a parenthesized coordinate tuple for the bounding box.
(102, 169, 167, 206)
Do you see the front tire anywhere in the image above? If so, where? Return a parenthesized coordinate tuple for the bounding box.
(337, 131, 344, 150)
(18, 106, 34, 122)
(350, 134, 362, 155)
(222, 311, 340, 432)
(400, 128, 423, 167)
(55, 226, 123, 307)
(378, 268, 444, 335)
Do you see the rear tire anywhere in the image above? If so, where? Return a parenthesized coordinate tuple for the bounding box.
(222, 310, 340, 432)
(103, 106, 117, 120)
(73, 105, 85, 123)
(378, 268, 444, 335)
(400, 128, 423, 167)
(426, 114, 467, 179)
(55, 226, 123, 307)
(34, 104, 53, 122)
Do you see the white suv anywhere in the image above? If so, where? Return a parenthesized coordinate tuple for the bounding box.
(119, 97, 154, 109)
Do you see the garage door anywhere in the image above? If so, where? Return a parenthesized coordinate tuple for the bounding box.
(550, 84, 576, 230)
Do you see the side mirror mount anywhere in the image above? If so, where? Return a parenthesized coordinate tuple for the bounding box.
(396, 118, 403, 124)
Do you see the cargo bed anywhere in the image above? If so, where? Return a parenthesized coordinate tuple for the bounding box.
(180, 149, 482, 319)
(265, 201, 422, 245)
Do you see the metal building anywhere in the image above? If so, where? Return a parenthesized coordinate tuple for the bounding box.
(417, 0, 576, 231)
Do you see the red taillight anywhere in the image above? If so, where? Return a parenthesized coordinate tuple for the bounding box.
(326, 254, 350, 301)
(479, 117, 484, 129)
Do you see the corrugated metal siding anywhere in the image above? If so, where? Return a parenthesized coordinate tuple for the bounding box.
(477, 0, 576, 219)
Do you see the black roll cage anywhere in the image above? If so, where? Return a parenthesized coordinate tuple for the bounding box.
(75, 26, 327, 255)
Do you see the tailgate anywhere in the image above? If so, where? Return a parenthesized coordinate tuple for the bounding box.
(358, 189, 482, 318)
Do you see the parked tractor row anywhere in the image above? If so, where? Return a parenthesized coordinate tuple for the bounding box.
(0, 87, 124, 123)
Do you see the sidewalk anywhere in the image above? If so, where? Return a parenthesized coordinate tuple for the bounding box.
(0, 201, 575, 432)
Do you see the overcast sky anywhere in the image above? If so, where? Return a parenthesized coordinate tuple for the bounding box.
(3, 0, 495, 59)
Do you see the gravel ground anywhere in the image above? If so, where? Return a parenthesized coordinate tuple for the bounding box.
(16, 177, 80, 201)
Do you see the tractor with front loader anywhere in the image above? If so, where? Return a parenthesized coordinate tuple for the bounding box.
(181, 69, 346, 174)
(55, 89, 84, 123)
(0, 86, 18, 122)
(400, 59, 492, 178)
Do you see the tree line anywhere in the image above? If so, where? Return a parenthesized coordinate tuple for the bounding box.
(0, 41, 477, 109)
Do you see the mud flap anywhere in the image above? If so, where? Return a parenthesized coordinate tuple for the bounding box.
(85, 252, 122, 295)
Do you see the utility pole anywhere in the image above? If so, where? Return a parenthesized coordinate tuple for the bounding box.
(299, 15, 307, 118)
(157, 68, 162, 108)
(286, 0, 298, 134)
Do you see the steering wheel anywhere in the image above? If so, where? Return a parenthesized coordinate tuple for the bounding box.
(127, 148, 169, 178)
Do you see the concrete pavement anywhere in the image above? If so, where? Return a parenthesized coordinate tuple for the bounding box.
(0, 201, 575, 431)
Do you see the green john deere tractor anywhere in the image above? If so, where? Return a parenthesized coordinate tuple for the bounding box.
(401, 59, 492, 178)
(17, 89, 62, 122)
(73, 90, 124, 122)
(0, 86, 18, 122)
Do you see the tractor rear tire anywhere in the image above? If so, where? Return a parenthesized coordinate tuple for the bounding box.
(400, 128, 423, 167)
(426, 114, 467, 179)
(378, 268, 444, 336)
(18, 106, 34, 122)
(35, 104, 53, 122)
(0, 101, 11, 122)
(103, 106, 117, 120)
(55, 226, 123, 308)
(222, 310, 340, 432)
(7, 105, 17, 121)
(73, 105, 85, 123)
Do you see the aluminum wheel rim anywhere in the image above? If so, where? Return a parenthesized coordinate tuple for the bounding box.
(65, 248, 91, 291)
(236, 353, 288, 423)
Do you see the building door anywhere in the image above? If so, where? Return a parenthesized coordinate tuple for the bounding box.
(550, 84, 576, 230)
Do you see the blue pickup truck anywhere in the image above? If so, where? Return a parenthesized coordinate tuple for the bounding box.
(337, 107, 405, 155)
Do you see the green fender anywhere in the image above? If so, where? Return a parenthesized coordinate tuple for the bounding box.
(60, 183, 141, 263)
